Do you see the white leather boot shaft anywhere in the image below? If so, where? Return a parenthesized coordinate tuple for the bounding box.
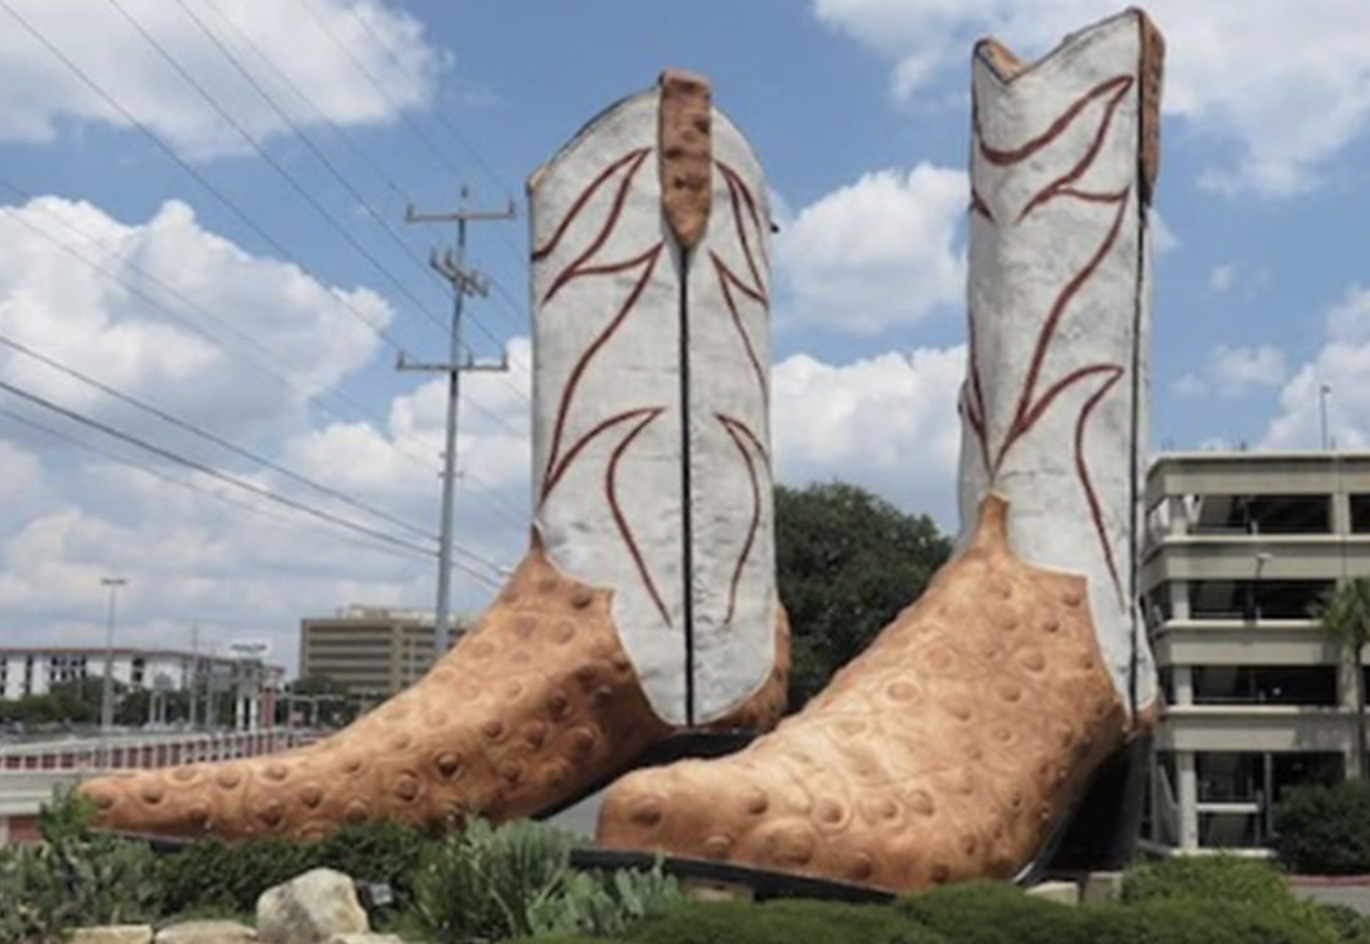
(528, 75, 777, 726)
(957, 10, 1163, 712)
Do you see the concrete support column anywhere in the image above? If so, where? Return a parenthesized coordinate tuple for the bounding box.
(1333, 491, 1352, 536)
(1166, 494, 1190, 536)
(1173, 665, 1194, 706)
(1169, 579, 1191, 621)
(1176, 750, 1200, 850)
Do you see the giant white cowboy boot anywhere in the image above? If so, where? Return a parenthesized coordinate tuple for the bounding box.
(598, 9, 1163, 891)
(78, 71, 788, 840)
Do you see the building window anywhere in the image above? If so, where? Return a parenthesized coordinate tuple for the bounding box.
(1352, 495, 1370, 533)
(1193, 494, 1332, 535)
(1192, 665, 1338, 706)
(1189, 580, 1334, 621)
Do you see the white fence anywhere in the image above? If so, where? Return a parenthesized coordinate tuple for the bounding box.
(0, 727, 315, 774)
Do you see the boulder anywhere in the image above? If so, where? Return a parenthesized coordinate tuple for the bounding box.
(68, 926, 154, 944)
(328, 936, 408, 944)
(154, 920, 256, 944)
(256, 868, 368, 944)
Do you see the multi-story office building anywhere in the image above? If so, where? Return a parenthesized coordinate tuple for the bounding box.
(1142, 451, 1370, 854)
(298, 606, 467, 697)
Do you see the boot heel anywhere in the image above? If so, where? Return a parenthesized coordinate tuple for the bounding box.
(1042, 732, 1152, 874)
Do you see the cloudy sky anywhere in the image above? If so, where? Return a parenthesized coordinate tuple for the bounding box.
(2, 0, 1368, 670)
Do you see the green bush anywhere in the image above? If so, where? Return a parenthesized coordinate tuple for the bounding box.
(1122, 855, 1291, 904)
(1089, 897, 1338, 944)
(158, 817, 436, 917)
(898, 881, 1093, 944)
(405, 819, 684, 943)
(614, 898, 949, 944)
(157, 835, 313, 916)
(0, 791, 162, 943)
(1277, 781, 1370, 874)
(1121, 855, 1340, 942)
(1314, 902, 1370, 944)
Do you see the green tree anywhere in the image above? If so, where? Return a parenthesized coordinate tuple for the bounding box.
(775, 482, 951, 708)
(285, 674, 359, 727)
(1316, 578, 1370, 779)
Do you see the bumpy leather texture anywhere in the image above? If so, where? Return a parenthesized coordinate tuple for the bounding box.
(80, 540, 788, 840)
(597, 496, 1128, 890)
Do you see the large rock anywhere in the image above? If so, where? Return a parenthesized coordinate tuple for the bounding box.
(154, 920, 255, 944)
(68, 926, 154, 944)
(328, 936, 408, 944)
(256, 868, 368, 944)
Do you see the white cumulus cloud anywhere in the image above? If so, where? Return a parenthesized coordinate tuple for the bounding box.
(775, 163, 967, 334)
(772, 345, 965, 527)
(0, 0, 447, 159)
(0, 196, 389, 443)
(812, 0, 1370, 196)
(1262, 285, 1370, 449)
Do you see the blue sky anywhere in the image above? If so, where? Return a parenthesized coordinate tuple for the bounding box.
(2, 0, 1369, 668)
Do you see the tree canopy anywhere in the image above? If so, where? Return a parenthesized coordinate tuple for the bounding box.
(774, 481, 952, 709)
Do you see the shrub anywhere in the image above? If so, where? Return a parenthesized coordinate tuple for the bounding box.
(1090, 897, 1338, 944)
(158, 817, 435, 917)
(1277, 781, 1370, 874)
(1122, 855, 1291, 905)
(1121, 856, 1339, 942)
(408, 818, 577, 943)
(1314, 902, 1370, 944)
(624, 898, 948, 944)
(405, 819, 685, 943)
(899, 881, 1094, 944)
(158, 836, 313, 916)
(0, 790, 162, 943)
(525, 864, 686, 938)
(311, 818, 434, 909)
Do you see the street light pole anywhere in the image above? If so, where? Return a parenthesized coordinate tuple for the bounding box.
(1320, 383, 1333, 451)
(99, 577, 127, 768)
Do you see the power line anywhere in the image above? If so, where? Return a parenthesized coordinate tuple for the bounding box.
(337, 0, 534, 279)
(0, 178, 528, 531)
(147, 0, 528, 402)
(100, 0, 453, 339)
(0, 329, 437, 544)
(0, 403, 439, 569)
(0, 0, 405, 353)
(0, 190, 430, 471)
(1, 403, 505, 588)
(284, 0, 533, 346)
(0, 377, 436, 559)
(0, 329, 517, 579)
(286, 0, 465, 185)
(168, 0, 466, 340)
(0, 0, 530, 527)
(195, 0, 417, 213)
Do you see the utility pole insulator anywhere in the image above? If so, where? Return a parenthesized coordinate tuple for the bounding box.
(401, 188, 516, 656)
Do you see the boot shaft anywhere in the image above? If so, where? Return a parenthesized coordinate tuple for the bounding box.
(529, 72, 777, 726)
(957, 10, 1164, 709)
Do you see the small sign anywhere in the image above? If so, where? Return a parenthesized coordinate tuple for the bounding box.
(227, 639, 272, 659)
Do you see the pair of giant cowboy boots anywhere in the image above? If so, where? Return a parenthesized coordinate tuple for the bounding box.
(82, 8, 1165, 894)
